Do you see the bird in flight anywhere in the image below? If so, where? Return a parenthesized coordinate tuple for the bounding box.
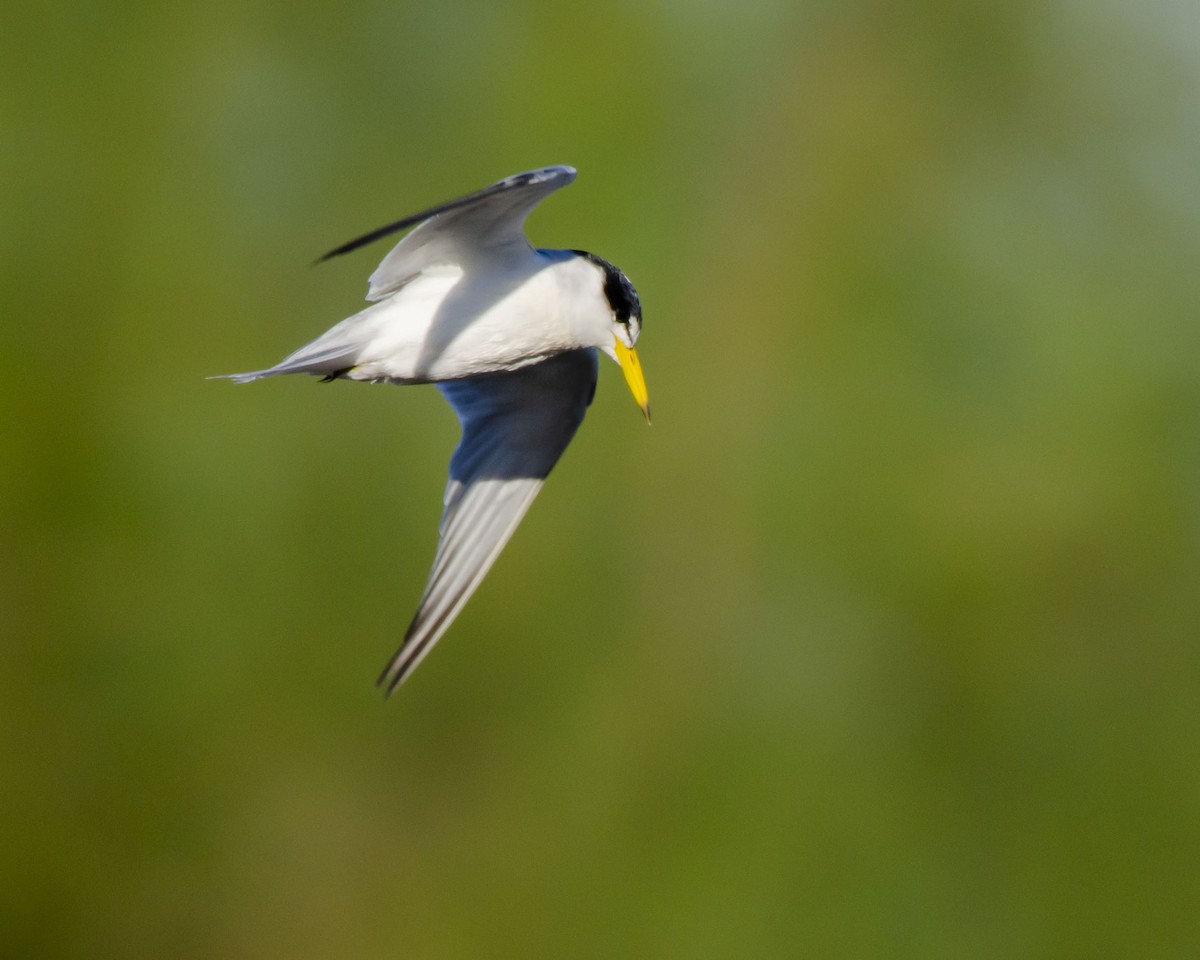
(219, 165, 649, 693)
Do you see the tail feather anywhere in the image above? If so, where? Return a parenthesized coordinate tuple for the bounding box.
(209, 369, 278, 384)
(211, 344, 361, 383)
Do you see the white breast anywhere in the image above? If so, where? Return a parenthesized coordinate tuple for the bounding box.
(345, 251, 609, 383)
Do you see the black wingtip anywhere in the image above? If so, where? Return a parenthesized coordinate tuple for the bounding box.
(376, 641, 415, 697)
(315, 220, 409, 265)
(375, 663, 405, 699)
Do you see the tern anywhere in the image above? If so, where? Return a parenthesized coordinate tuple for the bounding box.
(220, 165, 649, 693)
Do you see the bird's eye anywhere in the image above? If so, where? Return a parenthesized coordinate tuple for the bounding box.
(574, 250, 641, 330)
(624, 315, 641, 345)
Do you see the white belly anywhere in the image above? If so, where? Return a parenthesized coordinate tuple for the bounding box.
(344, 256, 593, 383)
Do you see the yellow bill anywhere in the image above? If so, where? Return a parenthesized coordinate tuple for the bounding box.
(612, 339, 651, 423)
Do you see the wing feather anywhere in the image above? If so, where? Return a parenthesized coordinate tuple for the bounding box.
(319, 165, 577, 302)
(378, 348, 599, 693)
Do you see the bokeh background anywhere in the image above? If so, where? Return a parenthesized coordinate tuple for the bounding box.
(4, 1, 1200, 956)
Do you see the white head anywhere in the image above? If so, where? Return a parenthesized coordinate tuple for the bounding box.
(572, 250, 650, 421)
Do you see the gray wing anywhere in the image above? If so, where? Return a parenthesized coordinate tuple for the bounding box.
(378, 348, 599, 693)
(320, 165, 577, 302)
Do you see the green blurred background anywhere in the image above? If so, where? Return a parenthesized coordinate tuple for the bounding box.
(4, 0, 1200, 956)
